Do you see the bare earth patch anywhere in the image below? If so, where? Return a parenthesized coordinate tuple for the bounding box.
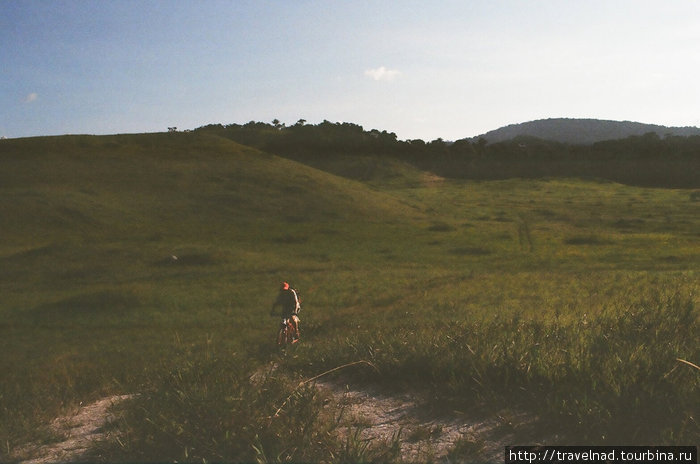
(13, 394, 133, 464)
(255, 362, 548, 463)
(316, 379, 542, 463)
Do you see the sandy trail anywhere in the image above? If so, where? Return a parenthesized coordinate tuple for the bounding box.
(12, 394, 133, 464)
(255, 361, 545, 463)
(315, 378, 538, 463)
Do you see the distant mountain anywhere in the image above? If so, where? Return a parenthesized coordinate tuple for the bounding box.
(475, 118, 700, 145)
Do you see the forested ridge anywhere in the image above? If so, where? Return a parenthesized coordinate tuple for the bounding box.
(476, 118, 700, 145)
(195, 120, 700, 188)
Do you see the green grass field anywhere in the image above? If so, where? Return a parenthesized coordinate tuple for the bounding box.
(1, 132, 698, 462)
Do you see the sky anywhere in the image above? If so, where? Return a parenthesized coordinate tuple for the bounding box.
(2, 0, 700, 141)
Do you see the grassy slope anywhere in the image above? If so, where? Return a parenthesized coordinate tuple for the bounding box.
(1, 132, 419, 316)
(1, 132, 698, 460)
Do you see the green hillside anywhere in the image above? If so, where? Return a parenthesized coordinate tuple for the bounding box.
(0, 132, 417, 240)
(1, 131, 698, 461)
(1, 132, 421, 319)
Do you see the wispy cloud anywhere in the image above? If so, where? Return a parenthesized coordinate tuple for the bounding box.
(25, 93, 38, 103)
(364, 66, 401, 82)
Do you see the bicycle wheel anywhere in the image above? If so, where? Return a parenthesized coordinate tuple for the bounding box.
(278, 321, 295, 346)
(277, 326, 287, 346)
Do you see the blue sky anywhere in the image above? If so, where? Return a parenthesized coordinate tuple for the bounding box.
(2, 0, 700, 141)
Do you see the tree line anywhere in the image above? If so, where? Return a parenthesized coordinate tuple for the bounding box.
(195, 120, 700, 188)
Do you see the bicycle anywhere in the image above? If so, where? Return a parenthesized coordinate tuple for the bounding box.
(277, 314, 300, 346)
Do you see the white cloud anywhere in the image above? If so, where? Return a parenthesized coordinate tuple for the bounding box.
(364, 66, 401, 82)
(25, 93, 38, 103)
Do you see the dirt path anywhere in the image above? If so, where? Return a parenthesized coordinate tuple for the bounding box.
(316, 378, 539, 463)
(256, 362, 546, 463)
(13, 394, 133, 464)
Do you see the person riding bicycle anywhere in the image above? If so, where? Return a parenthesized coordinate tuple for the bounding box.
(270, 282, 301, 341)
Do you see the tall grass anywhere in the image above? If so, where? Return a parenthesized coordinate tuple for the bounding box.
(99, 351, 332, 462)
(96, 342, 399, 463)
(74, 287, 698, 462)
(293, 288, 698, 443)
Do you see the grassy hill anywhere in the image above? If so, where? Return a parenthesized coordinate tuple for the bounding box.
(1, 131, 698, 461)
(1, 131, 423, 315)
(0, 132, 417, 239)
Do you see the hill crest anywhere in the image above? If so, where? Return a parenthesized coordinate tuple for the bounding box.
(474, 118, 700, 145)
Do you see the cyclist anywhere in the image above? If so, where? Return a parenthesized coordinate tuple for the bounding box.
(270, 282, 301, 341)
